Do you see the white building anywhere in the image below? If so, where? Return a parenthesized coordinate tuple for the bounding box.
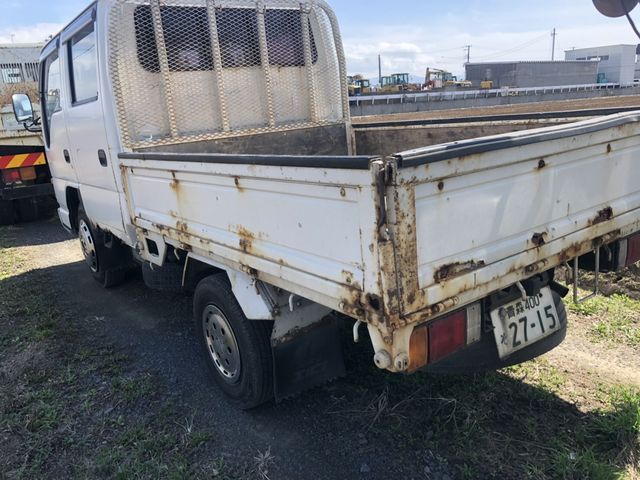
(0, 44, 43, 144)
(0, 43, 42, 88)
(565, 44, 637, 84)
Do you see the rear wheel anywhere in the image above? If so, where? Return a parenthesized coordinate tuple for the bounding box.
(194, 274, 274, 409)
(77, 206, 129, 288)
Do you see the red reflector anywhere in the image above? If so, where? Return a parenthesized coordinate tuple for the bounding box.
(428, 311, 467, 363)
(627, 234, 640, 266)
(2, 169, 21, 184)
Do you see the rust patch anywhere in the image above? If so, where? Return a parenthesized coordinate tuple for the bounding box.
(340, 187, 347, 198)
(434, 260, 486, 283)
(179, 242, 192, 252)
(169, 171, 180, 193)
(606, 143, 612, 154)
(531, 232, 548, 247)
(437, 181, 445, 191)
(538, 159, 546, 170)
(237, 226, 255, 253)
(234, 177, 244, 192)
(176, 221, 188, 233)
(590, 207, 613, 226)
(366, 294, 382, 311)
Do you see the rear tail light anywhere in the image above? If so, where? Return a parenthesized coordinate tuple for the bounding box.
(19, 167, 36, 181)
(408, 303, 482, 372)
(618, 233, 640, 267)
(429, 311, 466, 363)
(2, 169, 21, 184)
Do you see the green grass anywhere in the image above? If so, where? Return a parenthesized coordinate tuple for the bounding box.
(568, 294, 640, 347)
(340, 330, 640, 480)
(110, 374, 158, 402)
(0, 229, 222, 479)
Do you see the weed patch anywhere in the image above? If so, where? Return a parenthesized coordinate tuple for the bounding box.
(568, 294, 640, 347)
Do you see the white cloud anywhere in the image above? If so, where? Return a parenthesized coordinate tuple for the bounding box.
(0, 23, 63, 45)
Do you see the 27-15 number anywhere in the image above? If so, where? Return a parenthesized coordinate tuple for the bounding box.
(508, 306, 557, 349)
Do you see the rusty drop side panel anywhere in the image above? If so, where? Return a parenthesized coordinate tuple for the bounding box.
(382, 112, 640, 325)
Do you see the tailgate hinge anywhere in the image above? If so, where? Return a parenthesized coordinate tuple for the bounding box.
(375, 159, 395, 231)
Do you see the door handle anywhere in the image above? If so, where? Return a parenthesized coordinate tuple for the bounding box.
(98, 149, 108, 167)
(63, 149, 71, 163)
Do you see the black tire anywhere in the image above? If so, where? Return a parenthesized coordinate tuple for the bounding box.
(14, 198, 41, 223)
(15, 196, 57, 223)
(0, 199, 16, 226)
(194, 274, 274, 409)
(77, 206, 129, 288)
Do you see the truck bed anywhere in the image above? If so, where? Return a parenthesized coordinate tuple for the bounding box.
(119, 111, 640, 328)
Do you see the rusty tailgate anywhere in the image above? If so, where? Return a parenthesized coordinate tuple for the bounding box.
(386, 111, 640, 324)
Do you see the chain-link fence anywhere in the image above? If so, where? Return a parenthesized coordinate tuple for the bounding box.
(108, 0, 348, 150)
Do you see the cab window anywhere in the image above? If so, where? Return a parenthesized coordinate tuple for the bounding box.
(41, 50, 62, 146)
(68, 23, 98, 105)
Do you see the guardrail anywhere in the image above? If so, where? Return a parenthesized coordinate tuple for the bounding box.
(349, 82, 640, 106)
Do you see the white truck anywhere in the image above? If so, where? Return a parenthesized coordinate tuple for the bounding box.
(12, 0, 640, 408)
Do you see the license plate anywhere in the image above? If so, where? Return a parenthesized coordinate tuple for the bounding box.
(491, 287, 560, 359)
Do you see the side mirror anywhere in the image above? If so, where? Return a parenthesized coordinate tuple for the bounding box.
(12, 93, 34, 123)
(593, 0, 638, 17)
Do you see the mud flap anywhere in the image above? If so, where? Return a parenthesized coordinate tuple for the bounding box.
(272, 315, 346, 401)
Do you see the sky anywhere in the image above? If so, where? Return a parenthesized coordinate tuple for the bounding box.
(1, 0, 638, 82)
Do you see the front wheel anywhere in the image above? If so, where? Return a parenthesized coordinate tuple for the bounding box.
(77, 206, 129, 288)
(194, 274, 274, 409)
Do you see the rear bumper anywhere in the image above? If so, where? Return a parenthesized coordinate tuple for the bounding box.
(424, 291, 568, 374)
(0, 183, 54, 200)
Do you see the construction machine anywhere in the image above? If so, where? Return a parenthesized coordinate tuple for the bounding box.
(348, 74, 371, 96)
(379, 73, 419, 93)
(425, 68, 472, 90)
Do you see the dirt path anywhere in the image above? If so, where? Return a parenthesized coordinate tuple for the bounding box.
(545, 328, 640, 388)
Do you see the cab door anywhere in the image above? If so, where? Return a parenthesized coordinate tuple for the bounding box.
(62, 6, 123, 235)
(40, 38, 78, 229)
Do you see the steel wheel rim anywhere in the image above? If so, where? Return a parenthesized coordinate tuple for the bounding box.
(79, 219, 99, 273)
(202, 305, 241, 384)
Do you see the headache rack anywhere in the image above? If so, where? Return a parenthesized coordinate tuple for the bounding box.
(107, 0, 350, 151)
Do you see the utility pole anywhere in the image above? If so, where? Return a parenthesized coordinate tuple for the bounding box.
(378, 54, 382, 85)
(551, 28, 557, 61)
(464, 45, 471, 64)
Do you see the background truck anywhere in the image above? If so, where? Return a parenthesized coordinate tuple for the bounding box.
(0, 44, 56, 225)
(0, 144, 55, 225)
(13, 0, 640, 409)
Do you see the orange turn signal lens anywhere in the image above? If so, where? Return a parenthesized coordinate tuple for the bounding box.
(408, 325, 429, 372)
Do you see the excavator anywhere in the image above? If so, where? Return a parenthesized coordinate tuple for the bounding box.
(425, 67, 471, 90)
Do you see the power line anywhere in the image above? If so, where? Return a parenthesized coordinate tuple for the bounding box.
(473, 33, 548, 61)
